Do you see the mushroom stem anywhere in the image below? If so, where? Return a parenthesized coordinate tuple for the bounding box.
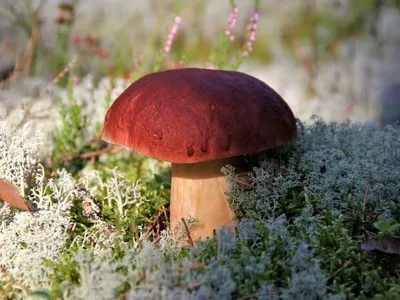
(170, 157, 241, 240)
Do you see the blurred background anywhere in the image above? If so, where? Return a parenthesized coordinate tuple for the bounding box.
(0, 0, 400, 127)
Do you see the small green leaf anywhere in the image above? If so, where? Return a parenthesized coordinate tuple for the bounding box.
(388, 223, 400, 233)
(373, 220, 390, 233)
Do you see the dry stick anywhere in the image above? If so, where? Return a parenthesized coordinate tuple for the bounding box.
(0, 12, 40, 89)
(362, 183, 370, 215)
(62, 144, 123, 162)
(329, 260, 353, 281)
(325, 285, 337, 292)
(271, 161, 290, 176)
(143, 208, 166, 240)
(362, 183, 372, 240)
(162, 206, 170, 230)
(0, 38, 12, 57)
(13, 56, 77, 131)
(14, 100, 54, 131)
(156, 212, 161, 235)
(143, 218, 158, 240)
(234, 178, 255, 189)
(181, 218, 194, 247)
(39, 56, 77, 98)
(152, 235, 162, 246)
(341, 184, 378, 244)
(235, 171, 255, 189)
(14, 102, 36, 131)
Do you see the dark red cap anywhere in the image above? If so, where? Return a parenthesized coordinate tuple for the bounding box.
(102, 68, 297, 163)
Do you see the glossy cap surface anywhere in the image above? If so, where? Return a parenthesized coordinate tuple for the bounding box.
(102, 68, 297, 163)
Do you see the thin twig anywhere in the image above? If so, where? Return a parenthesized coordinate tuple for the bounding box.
(181, 218, 194, 247)
(0, 38, 12, 57)
(329, 260, 353, 281)
(362, 183, 371, 240)
(234, 179, 255, 189)
(13, 102, 34, 129)
(271, 161, 290, 176)
(62, 145, 125, 162)
(177, 262, 207, 274)
(362, 183, 370, 214)
(152, 235, 162, 246)
(143, 207, 167, 240)
(39, 56, 77, 98)
(0, 11, 40, 89)
(234, 171, 255, 189)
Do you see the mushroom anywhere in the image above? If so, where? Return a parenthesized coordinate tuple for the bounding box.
(101, 68, 297, 240)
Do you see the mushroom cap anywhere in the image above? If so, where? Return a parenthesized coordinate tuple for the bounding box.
(102, 68, 297, 163)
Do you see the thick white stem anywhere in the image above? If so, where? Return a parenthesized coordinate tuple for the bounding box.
(170, 157, 241, 240)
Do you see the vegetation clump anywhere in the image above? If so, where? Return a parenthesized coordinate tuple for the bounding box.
(0, 1, 400, 299)
(0, 102, 399, 299)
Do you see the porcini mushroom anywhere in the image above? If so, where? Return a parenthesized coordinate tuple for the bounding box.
(102, 68, 296, 240)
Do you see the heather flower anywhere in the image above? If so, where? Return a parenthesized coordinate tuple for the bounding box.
(243, 9, 260, 57)
(225, 6, 239, 42)
(163, 16, 182, 56)
(72, 75, 80, 86)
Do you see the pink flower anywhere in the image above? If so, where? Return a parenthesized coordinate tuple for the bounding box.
(72, 75, 80, 85)
(243, 9, 260, 57)
(163, 16, 182, 56)
(225, 6, 239, 42)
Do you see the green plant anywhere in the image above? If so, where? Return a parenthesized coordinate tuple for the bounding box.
(2, 1, 400, 298)
(373, 220, 400, 239)
(208, 34, 241, 70)
(51, 96, 88, 172)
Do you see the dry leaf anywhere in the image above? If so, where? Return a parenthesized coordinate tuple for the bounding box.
(0, 178, 33, 212)
(361, 236, 400, 255)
